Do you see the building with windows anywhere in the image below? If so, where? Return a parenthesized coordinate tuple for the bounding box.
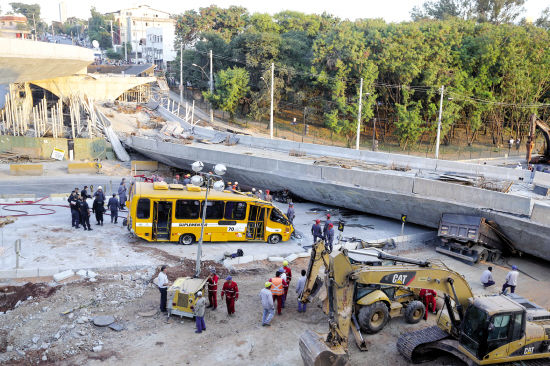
(106, 5, 176, 63)
(144, 27, 176, 70)
(0, 14, 31, 39)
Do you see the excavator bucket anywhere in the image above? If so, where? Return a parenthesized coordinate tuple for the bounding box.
(299, 330, 349, 366)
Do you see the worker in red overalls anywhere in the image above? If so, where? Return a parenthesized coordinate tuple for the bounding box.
(282, 260, 292, 307)
(206, 267, 219, 310)
(221, 276, 239, 315)
(419, 288, 437, 320)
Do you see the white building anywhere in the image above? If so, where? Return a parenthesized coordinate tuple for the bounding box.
(145, 27, 176, 70)
(107, 5, 175, 63)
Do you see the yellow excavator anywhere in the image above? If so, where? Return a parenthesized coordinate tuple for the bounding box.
(299, 241, 550, 366)
(300, 241, 430, 335)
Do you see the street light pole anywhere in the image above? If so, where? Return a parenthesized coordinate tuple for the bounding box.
(196, 175, 210, 276)
(191, 162, 226, 277)
(355, 78, 363, 150)
(270, 62, 274, 139)
(435, 85, 444, 159)
(179, 43, 183, 104)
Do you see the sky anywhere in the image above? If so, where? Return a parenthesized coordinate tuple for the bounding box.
(0, 0, 548, 23)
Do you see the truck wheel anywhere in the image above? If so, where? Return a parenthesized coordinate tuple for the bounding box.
(404, 300, 425, 324)
(358, 302, 389, 334)
(268, 234, 282, 244)
(179, 234, 195, 245)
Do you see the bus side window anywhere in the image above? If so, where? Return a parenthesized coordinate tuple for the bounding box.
(225, 202, 247, 220)
(137, 198, 150, 219)
(176, 200, 200, 219)
(201, 200, 224, 220)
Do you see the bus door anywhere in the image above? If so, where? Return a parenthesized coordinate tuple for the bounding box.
(246, 204, 267, 241)
(153, 201, 172, 240)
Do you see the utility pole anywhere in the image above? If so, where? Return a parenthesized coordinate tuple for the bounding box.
(135, 40, 138, 64)
(355, 78, 363, 150)
(209, 49, 214, 123)
(109, 20, 114, 48)
(179, 43, 183, 104)
(124, 42, 127, 63)
(302, 107, 307, 143)
(270, 62, 274, 139)
(435, 85, 444, 159)
(32, 14, 37, 41)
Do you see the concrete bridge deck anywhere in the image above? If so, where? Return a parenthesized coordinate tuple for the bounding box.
(0, 38, 94, 84)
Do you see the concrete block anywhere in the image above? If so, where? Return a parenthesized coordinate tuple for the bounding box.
(237, 255, 254, 264)
(131, 160, 158, 171)
(37, 267, 59, 277)
(76, 269, 88, 277)
(16, 268, 39, 278)
(87, 270, 98, 278)
(268, 256, 284, 262)
(284, 253, 299, 263)
(223, 258, 238, 268)
(253, 254, 268, 261)
(10, 164, 43, 176)
(296, 252, 311, 258)
(67, 162, 101, 174)
(0, 269, 17, 279)
(531, 203, 550, 226)
(53, 270, 74, 282)
(533, 172, 550, 189)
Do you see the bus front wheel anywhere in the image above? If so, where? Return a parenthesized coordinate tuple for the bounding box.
(179, 234, 195, 245)
(268, 234, 282, 244)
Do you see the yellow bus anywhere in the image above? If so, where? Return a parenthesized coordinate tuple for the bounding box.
(126, 181, 293, 244)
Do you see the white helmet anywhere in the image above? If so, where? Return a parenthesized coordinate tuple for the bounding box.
(252, 188, 256, 192)
(98, 186, 102, 190)
(197, 291, 203, 297)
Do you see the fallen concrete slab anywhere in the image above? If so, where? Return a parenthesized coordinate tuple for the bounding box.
(53, 270, 74, 282)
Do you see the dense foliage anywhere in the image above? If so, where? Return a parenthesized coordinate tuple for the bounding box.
(174, 2, 550, 148)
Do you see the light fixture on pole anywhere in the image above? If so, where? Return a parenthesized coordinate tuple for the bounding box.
(191, 161, 226, 277)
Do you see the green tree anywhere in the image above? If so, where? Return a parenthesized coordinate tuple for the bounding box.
(88, 7, 115, 49)
(394, 89, 425, 149)
(204, 67, 250, 119)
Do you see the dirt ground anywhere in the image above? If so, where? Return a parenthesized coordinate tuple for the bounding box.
(0, 258, 448, 366)
(1, 241, 550, 366)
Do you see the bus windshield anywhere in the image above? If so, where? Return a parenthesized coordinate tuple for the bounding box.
(270, 207, 289, 225)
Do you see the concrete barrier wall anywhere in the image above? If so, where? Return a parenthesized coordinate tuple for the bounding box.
(531, 202, 550, 226)
(0, 135, 113, 160)
(131, 160, 158, 171)
(412, 177, 533, 216)
(10, 164, 43, 176)
(67, 162, 101, 174)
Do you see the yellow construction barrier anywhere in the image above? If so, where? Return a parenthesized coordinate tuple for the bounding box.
(131, 160, 158, 171)
(10, 164, 43, 176)
(67, 162, 102, 174)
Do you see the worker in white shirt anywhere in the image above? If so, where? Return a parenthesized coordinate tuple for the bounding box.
(501, 265, 519, 294)
(480, 266, 495, 288)
(156, 265, 171, 312)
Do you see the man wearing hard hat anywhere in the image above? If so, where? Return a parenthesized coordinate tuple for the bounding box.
(259, 282, 275, 326)
(193, 291, 207, 333)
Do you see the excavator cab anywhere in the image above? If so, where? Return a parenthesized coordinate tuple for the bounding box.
(458, 296, 526, 362)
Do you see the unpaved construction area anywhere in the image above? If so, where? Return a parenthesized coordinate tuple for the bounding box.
(1, 239, 549, 365)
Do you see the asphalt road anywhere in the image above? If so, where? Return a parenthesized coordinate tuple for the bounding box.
(0, 175, 127, 196)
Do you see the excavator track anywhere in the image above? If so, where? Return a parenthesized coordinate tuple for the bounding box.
(397, 325, 449, 363)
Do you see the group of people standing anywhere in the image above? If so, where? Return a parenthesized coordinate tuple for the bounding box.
(259, 261, 307, 327)
(311, 213, 336, 251)
(67, 178, 128, 229)
(155, 261, 309, 332)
